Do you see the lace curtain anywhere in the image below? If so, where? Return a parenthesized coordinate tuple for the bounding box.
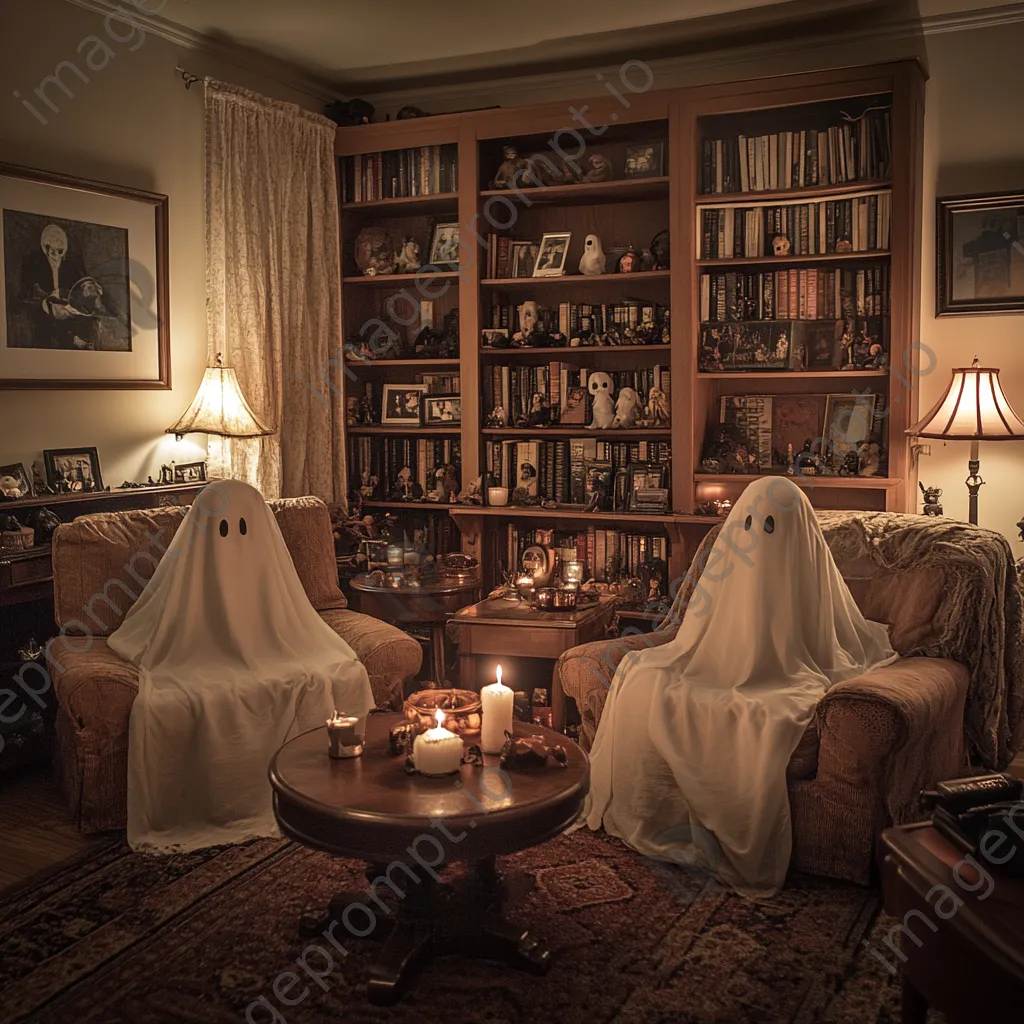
(205, 80, 346, 501)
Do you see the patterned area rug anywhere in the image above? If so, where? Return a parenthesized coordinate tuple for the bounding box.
(1, 829, 910, 1024)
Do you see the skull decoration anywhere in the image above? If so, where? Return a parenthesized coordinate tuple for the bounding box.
(391, 465, 423, 501)
(40, 224, 68, 291)
(772, 235, 791, 257)
(587, 371, 616, 430)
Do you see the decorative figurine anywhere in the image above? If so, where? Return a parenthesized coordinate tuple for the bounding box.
(586, 371, 616, 429)
(772, 235, 792, 257)
(492, 145, 528, 188)
(612, 386, 642, 429)
(857, 440, 882, 477)
(394, 237, 421, 274)
(526, 392, 550, 427)
(920, 481, 944, 517)
(390, 466, 423, 501)
(485, 405, 508, 428)
(617, 245, 638, 274)
(579, 234, 606, 276)
(26, 507, 61, 544)
(650, 229, 670, 270)
(458, 475, 484, 505)
(354, 226, 398, 276)
(581, 153, 613, 182)
(644, 385, 670, 427)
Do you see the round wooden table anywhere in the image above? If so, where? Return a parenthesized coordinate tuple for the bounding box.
(269, 713, 589, 1004)
(349, 571, 481, 686)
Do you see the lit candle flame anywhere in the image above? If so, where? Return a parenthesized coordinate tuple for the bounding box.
(496, 664, 503, 687)
(434, 708, 445, 728)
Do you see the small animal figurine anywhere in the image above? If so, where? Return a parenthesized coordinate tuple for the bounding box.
(644, 386, 670, 426)
(579, 234, 606, 276)
(492, 145, 527, 188)
(612, 386, 642, 429)
(587, 371, 616, 429)
(772, 235, 792, 257)
(857, 441, 881, 477)
(581, 153, 613, 182)
(920, 481, 944, 517)
(394, 237, 421, 273)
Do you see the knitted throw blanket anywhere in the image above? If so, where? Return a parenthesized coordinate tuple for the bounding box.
(817, 512, 1024, 769)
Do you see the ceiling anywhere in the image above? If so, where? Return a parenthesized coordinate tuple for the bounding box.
(128, 0, 884, 90)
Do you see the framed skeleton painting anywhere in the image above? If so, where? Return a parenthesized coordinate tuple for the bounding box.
(0, 162, 169, 388)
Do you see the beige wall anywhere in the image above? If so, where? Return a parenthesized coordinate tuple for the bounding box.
(0, 0, 320, 487)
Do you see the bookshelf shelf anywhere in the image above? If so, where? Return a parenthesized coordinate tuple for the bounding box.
(696, 180, 892, 205)
(348, 426, 461, 436)
(481, 270, 671, 287)
(480, 345, 670, 360)
(695, 474, 902, 490)
(448, 507, 713, 526)
(345, 358, 461, 369)
(343, 271, 460, 286)
(360, 501, 456, 512)
(697, 369, 889, 381)
(341, 192, 459, 215)
(481, 428, 672, 439)
(697, 252, 890, 268)
(479, 176, 670, 207)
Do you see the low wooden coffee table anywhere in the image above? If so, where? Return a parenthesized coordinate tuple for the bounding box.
(269, 713, 589, 1004)
(881, 822, 1024, 1022)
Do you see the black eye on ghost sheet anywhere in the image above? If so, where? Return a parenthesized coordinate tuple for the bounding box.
(744, 515, 753, 531)
(239, 517, 247, 536)
(219, 519, 229, 537)
(764, 515, 776, 535)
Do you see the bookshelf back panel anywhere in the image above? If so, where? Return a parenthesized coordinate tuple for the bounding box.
(341, 213, 459, 278)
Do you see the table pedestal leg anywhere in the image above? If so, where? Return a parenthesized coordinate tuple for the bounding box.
(430, 622, 447, 685)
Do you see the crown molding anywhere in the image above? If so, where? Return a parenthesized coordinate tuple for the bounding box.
(61, 0, 1024, 111)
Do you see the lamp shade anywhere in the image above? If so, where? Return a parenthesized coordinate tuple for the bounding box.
(166, 355, 273, 439)
(906, 358, 1024, 440)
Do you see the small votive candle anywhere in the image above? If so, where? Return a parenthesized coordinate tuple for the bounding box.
(480, 664, 515, 754)
(487, 486, 509, 506)
(561, 559, 584, 585)
(327, 710, 364, 759)
(412, 709, 463, 776)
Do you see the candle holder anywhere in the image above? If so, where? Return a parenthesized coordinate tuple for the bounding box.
(533, 587, 555, 610)
(561, 559, 585, 586)
(552, 584, 578, 610)
(327, 711, 365, 758)
(404, 688, 482, 738)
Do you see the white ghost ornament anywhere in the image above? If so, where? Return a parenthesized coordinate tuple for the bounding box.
(579, 234, 606, 276)
(587, 371, 616, 429)
(613, 386, 642, 428)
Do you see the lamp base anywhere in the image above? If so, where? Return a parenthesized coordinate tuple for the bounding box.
(965, 456, 984, 527)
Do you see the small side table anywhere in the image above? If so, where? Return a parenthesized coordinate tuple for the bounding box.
(350, 572, 481, 687)
(880, 822, 1024, 1023)
(451, 595, 617, 723)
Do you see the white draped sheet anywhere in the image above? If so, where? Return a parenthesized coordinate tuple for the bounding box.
(109, 480, 373, 853)
(586, 477, 895, 893)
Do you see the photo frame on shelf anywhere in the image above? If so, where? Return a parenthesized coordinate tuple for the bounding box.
(627, 462, 668, 511)
(43, 446, 103, 493)
(428, 221, 460, 269)
(533, 232, 571, 277)
(799, 320, 845, 371)
(481, 328, 510, 348)
(937, 190, 1024, 315)
(173, 461, 207, 484)
(823, 393, 877, 471)
(511, 241, 539, 278)
(422, 393, 461, 426)
(624, 142, 664, 179)
(381, 383, 427, 425)
(0, 162, 170, 390)
(0, 461, 32, 498)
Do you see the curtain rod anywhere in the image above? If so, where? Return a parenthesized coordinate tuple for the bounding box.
(175, 65, 200, 90)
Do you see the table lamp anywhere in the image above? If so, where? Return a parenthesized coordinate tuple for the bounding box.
(166, 353, 273, 478)
(906, 357, 1024, 525)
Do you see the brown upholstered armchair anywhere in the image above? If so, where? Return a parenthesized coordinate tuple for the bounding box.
(553, 513, 1019, 884)
(46, 496, 422, 832)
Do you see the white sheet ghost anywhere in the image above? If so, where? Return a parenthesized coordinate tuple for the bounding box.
(586, 477, 895, 893)
(579, 233, 606, 276)
(109, 479, 373, 853)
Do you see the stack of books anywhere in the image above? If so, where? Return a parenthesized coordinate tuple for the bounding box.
(340, 144, 458, 203)
(503, 525, 669, 582)
(349, 436, 461, 499)
(485, 301, 668, 340)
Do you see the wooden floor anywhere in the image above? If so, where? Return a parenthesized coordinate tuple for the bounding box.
(0, 767, 107, 894)
(2, 754, 1023, 895)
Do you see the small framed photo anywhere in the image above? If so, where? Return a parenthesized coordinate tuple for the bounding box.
(627, 462, 668, 511)
(624, 142, 664, 179)
(422, 393, 461, 426)
(511, 241, 539, 278)
(533, 232, 572, 278)
(481, 327, 510, 348)
(0, 462, 32, 498)
(381, 383, 426, 425)
(823, 394, 877, 470)
(428, 221, 460, 268)
(937, 190, 1024, 315)
(43, 446, 103, 492)
(173, 461, 207, 484)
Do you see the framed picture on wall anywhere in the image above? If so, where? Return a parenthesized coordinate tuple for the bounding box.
(937, 190, 1024, 315)
(0, 162, 169, 388)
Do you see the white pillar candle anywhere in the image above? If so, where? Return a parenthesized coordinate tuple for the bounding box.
(412, 709, 463, 776)
(480, 664, 515, 754)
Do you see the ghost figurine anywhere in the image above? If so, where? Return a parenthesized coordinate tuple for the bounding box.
(108, 479, 373, 852)
(579, 234, 606, 276)
(612, 386, 642, 429)
(587, 371, 616, 429)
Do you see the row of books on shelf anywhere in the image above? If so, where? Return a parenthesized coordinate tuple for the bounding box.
(700, 263, 889, 322)
(485, 301, 669, 341)
(487, 438, 670, 506)
(340, 144, 459, 203)
(699, 108, 892, 194)
(699, 193, 892, 259)
(504, 526, 669, 584)
(349, 436, 461, 502)
(485, 363, 671, 428)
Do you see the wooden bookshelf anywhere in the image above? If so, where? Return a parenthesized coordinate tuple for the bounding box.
(336, 61, 926, 583)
